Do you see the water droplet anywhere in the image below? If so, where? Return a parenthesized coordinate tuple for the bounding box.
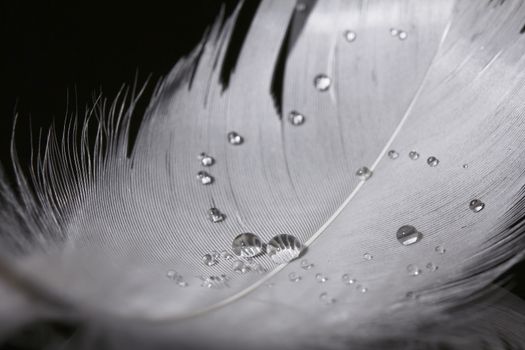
(166, 270, 188, 287)
(316, 273, 328, 283)
(177, 281, 188, 287)
(252, 263, 268, 274)
(408, 151, 419, 160)
(267, 234, 304, 264)
(166, 270, 177, 279)
(220, 250, 234, 260)
(356, 166, 373, 181)
(288, 111, 305, 126)
(469, 199, 485, 212)
(398, 31, 408, 40)
(319, 292, 336, 304)
(199, 153, 215, 167)
(300, 259, 314, 270)
(197, 171, 214, 185)
(200, 274, 230, 289)
(343, 30, 357, 42)
(462, 164, 469, 169)
(390, 28, 399, 36)
(396, 225, 422, 246)
(232, 260, 250, 274)
(356, 285, 368, 293)
(342, 274, 356, 285)
(363, 253, 373, 260)
(406, 264, 422, 276)
(203, 253, 219, 266)
(288, 272, 302, 282)
(435, 245, 446, 254)
(388, 150, 399, 159)
(232, 233, 264, 258)
(426, 262, 438, 272)
(314, 74, 331, 91)
(427, 156, 439, 167)
(228, 132, 244, 145)
(207, 208, 225, 223)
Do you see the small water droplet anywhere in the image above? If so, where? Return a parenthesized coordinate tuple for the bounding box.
(166, 270, 177, 279)
(200, 274, 230, 289)
(426, 262, 438, 272)
(220, 250, 234, 260)
(435, 245, 446, 254)
(388, 150, 399, 159)
(197, 171, 214, 185)
(228, 132, 244, 145)
(232, 233, 264, 258)
(390, 28, 399, 36)
(408, 151, 419, 160)
(199, 153, 215, 167)
(314, 74, 331, 91)
(343, 30, 357, 42)
(363, 253, 373, 260)
(232, 260, 250, 274)
(356, 166, 373, 181)
(300, 259, 314, 270)
(462, 164, 469, 169)
(315, 273, 328, 283)
(342, 274, 356, 285)
(267, 234, 304, 264)
(177, 281, 188, 287)
(166, 270, 188, 287)
(427, 156, 439, 167)
(207, 208, 225, 223)
(406, 264, 422, 276)
(469, 199, 485, 212)
(203, 253, 219, 266)
(288, 272, 302, 282)
(319, 292, 336, 304)
(288, 111, 305, 126)
(398, 31, 408, 40)
(396, 225, 422, 246)
(356, 284, 368, 293)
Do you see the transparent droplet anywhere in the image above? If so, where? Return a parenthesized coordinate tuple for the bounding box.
(356, 285, 368, 293)
(396, 225, 422, 246)
(197, 171, 214, 185)
(232, 260, 250, 274)
(232, 233, 264, 258)
(388, 150, 399, 159)
(203, 253, 218, 266)
(199, 152, 215, 167)
(267, 234, 304, 264)
(398, 31, 408, 40)
(288, 110, 305, 126)
(343, 30, 357, 42)
(469, 199, 485, 213)
(426, 262, 438, 272)
(427, 156, 439, 167)
(363, 253, 373, 260)
(314, 74, 331, 91)
(207, 208, 225, 223)
(319, 292, 336, 304)
(408, 151, 419, 160)
(356, 166, 373, 181)
(406, 264, 422, 276)
(316, 273, 328, 283)
(435, 245, 446, 254)
(342, 274, 356, 285)
(300, 259, 314, 270)
(220, 250, 234, 260)
(228, 131, 244, 145)
(288, 272, 302, 282)
(462, 164, 469, 169)
(390, 28, 399, 36)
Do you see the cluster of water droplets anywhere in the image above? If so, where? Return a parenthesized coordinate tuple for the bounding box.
(200, 274, 230, 289)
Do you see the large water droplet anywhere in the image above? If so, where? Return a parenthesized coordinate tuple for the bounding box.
(388, 150, 399, 159)
(406, 264, 422, 276)
(207, 208, 225, 223)
(469, 199, 485, 212)
(267, 234, 304, 264)
(199, 152, 215, 167)
(343, 30, 357, 42)
(316, 273, 328, 283)
(427, 156, 439, 167)
(288, 272, 302, 282)
(228, 132, 244, 145)
(396, 225, 422, 246)
(363, 253, 373, 260)
(314, 74, 331, 91)
(232, 233, 264, 258)
(408, 151, 419, 160)
(203, 253, 219, 266)
(197, 171, 214, 185)
(288, 111, 305, 126)
(356, 167, 373, 181)
(435, 245, 446, 254)
(300, 259, 314, 270)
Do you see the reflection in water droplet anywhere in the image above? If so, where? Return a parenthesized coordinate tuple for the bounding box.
(396, 225, 422, 246)
(316, 273, 328, 283)
(435, 245, 446, 254)
(228, 132, 244, 145)
(232, 233, 264, 258)
(408, 151, 419, 160)
(407, 264, 422, 276)
(426, 262, 438, 272)
(203, 254, 219, 266)
(463, 164, 469, 169)
(427, 156, 439, 167)
(343, 30, 357, 42)
(388, 150, 399, 159)
(319, 292, 336, 304)
(390, 28, 399, 36)
(363, 253, 373, 260)
(398, 31, 408, 40)
(232, 260, 250, 274)
(267, 234, 304, 264)
(197, 171, 214, 185)
(207, 208, 225, 223)
(301, 259, 314, 270)
(469, 199, 485, 213)
(314, 74, 331, 91)
(199, 153, 215, 167)
(356, 167, 373, 181)
(288, 111, 305, 126)
(289, 272, 302, 282)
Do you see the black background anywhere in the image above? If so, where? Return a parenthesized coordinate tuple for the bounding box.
(0, 0, 523, 303)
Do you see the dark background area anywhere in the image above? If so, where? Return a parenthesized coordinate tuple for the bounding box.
(0, 0, 523, 336)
